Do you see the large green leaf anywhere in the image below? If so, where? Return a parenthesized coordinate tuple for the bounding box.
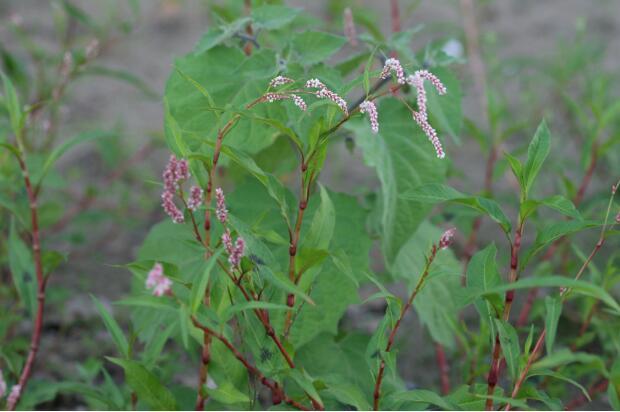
(494, 319, 520, 381)
(107, 358, 177, 410)
(251, 5, 300, 30)
(291, 31, 347, 66)
(346, 100, 449, 265)
(392, 222, 461, 349)
(544, 295, 562, 353)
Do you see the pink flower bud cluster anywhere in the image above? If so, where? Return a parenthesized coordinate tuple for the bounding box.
(222, 229, 245, 268)
(359, 100, 379, 134)
(161, 155, 194, 223)
(0, 369, 6, 399)
(291, 94, 307, 111)
(380, 58, 406, 84)
(6, 384, 21, 410)
(412, 111, 445, 159)
(269, 75, 294, 88)
(306, 78, 349, 115)
(439, 227, 456, 249)
(161, 190, 184, 223)
(263, 91, 307, 112)
(215, 187, 228, 223)
(188, 186, 204, 211)
(265, 92, 289, 102)
(145, 262, 173, 297)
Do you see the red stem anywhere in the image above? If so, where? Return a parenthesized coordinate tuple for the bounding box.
(435, 342, 451, 395)
(8, 154, 47, 411)
(373, 245, 440, 410)
(191, 317, 311, 411)
(565, 379, 608, 410)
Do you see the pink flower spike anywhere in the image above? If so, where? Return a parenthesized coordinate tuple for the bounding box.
(412, 111, 445, 159)
(439, 227, 456, 249)
(0, 369, 6, 399)
(305, 78, 325, 89)
(407, 73, 428, 120)
(215, 187, 228, 223)
(380, 58, 406, 84)
(292, 94, 307, 111)
(188, 185, 204, 211)
(175, 158, 190, 182)
(163, 155, 178, 192)
(145, 263, 172, 297)
(316, 87, 348, 115)
(343, 7, 358, 47)
(359, 100, 379, 134)
(264, 92, 289, 103)
(222, 229, 234, 254)
(229, 237, 245, 268)
(161, 190, 184, 223)
(269, 75, 294, 88)
(417, 69, 447, 95)
(7, 385, 21, 410)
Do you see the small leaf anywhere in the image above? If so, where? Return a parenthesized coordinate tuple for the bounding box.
(504, 152, 523, 188)
(544, 295, 562, 353)
(251, 5, 300, 29)
(189, 249, 223, 314)
(287, 369, 323, 407)
(291, 31, 347, 65)
(1, 71, 24, 134)
(205, 381, 250, 405)
(221, 301, 291, 322)
(303, 184, 335, 250)
(527, 370, 590, 401)
(107, 358, 177, 410)
(92, 296, 129, 358)
(540, 195, 581, 220)
(388, 389, 461, 410)
(115, 295, 177, 311)
(494, 319, 521, 380)
(523, 120, 551, 197)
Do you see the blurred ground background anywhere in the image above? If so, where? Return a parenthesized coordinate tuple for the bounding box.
(1, 0, 619, 409)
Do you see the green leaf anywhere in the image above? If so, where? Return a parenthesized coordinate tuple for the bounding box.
(92, 296, 129, 358)
(251, 5, 300, 29)
(303, 184, 335, 250)
(425, 67, 463, 144)
(194, 18, 251, 53)
(221, 301, 291, 322)
(526, 370, 590, 401)
(287, 369, 323, 406)
(544, 295, 562, 353)
(346, 100, 449, 265)
(401, 183, 511, 233)
(504, 152, 523, 187)
(540, 195, 581, 220)
(291, 31, 347, 66)
(325, 380, 372, 411)
(1, 71, 24, 134)
(107, 358, 177, 410)
(463, 275, 620, 314)
(114, 295, 177, 311)
(189, 249, 223, 314)
(205, 381, 250, 405)
(9, 218, 37, 316)
(494, 319, 520, 380)
(388, 389, 461, 410)
(523, 120, 551, 197)
(466, 244, 503, 336)
(38, 130, 112, 186)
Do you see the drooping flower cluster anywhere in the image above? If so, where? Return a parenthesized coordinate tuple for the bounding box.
(269, 75, 294, 88)
(439, 227, 456, 250)
(188, 186, 204, 211)
(359, 100, 379, 134)
(6, 384, 21, 410)
(222, 228, 245, 268)
(306, 78, 349, 115)
(291, 94, 307, 111)
(161, 190, 184, 223)
(215, 187, 228, 223)
(264, 92, 289, 103)
(380, 58, 406, 84)
(161, 155, 190, 223)
(146, 262, 173, 297)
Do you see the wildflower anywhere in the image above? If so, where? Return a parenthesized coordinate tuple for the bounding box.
(163, 155, 190, 191)
(359, 100, 379, 134)
(7, 385, 21, 410)
(229, 237, 245, 268)
(291, 94, 307, 111)
(188, 186, 203, 211)
(161, 190, 184, 223)
(215, 187, 228, 223)
(343, 7, 358, 47)
(222, 229, 234, 254)
(380, 58, 406, 84)
(407, 73, 427, 119)
(439, 227, 456, 249)
(417, 70, 447, 95)
(269, 76, 294, 88)
(0, 369, 6, 399)
(305, 78, 325, 89)
(615, 211, 620, 224)
(145, 263, 173, 297)
(316, 87, 349, 115)
(264, 92, 289, 102)
(412, 111, 445, 159)
(174, 158, 190, 182)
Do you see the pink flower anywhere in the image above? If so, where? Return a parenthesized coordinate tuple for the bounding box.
(215, 187, 228, 223)
(412, 111, 445, 159)
(291, 94, 307, 111)
(269, 76, 294, 88)
(222, 229, 234, 254)
(306, 78, 348, 114)
(407, 73, 428, 120)
(417, 70, 447, 95)
(7, 385, 21, 410)
(188, 185, 203, 211)
(264, 92, 289, 102)
(439, 228, 456, 249)
(615, 211, 620, 224)
(343, 7, 358, 47)
(163, 155, 190, 192)
(0, 369, 6, 399)
(229, 237, 245, 268)
(145, 263, 172, 297)
(161, 190, 184, 223)
(305, 78, 325, 89)
(380, 58, 406, 84)
(359, 100, 379, 134)
(175, 158, 190, 182)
